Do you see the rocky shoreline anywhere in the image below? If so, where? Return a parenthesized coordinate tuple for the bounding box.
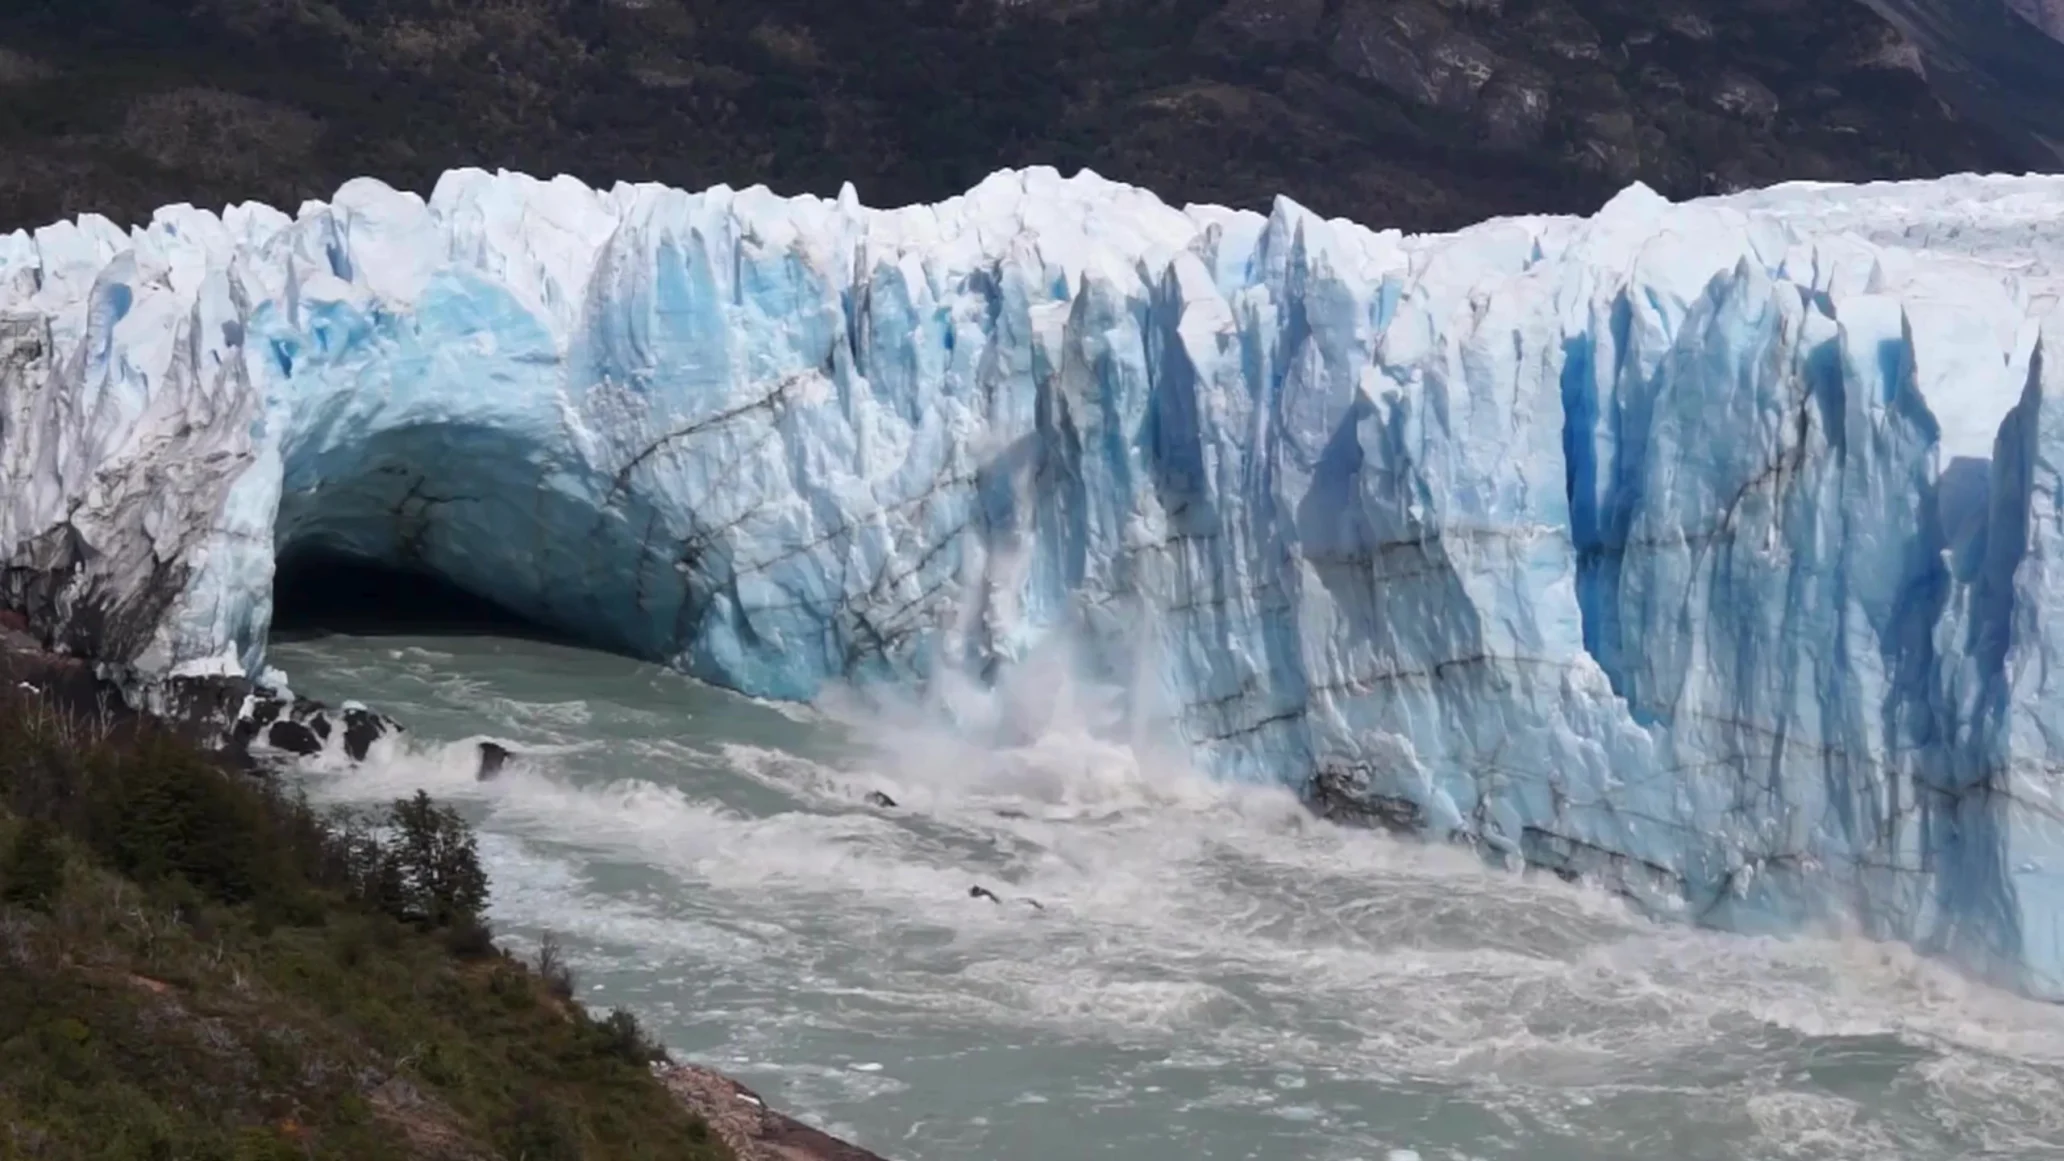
(0, 611, 890, 1161)
(655, 1065, 888, 1161)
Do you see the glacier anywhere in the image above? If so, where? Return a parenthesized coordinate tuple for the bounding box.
(3, 165, 2064, 997)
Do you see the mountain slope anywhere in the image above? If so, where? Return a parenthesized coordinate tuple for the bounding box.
(0, 0, 2034, 236)
(1863, 0, 2064, 166)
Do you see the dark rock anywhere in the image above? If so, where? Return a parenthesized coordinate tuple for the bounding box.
(161, 676, 401, 769)
(1203, 0, 1326, 52)
(1477, 64, 1554, 150)
(231, 692, 287, 747)
(1572, 110, 1648, 183)
(266, 719, 324, 756)
(1329, 0, 1455, 109)
(146, 671, 259, 740)
(2, 515, 200, 671)
(1432, 0, 1505, 15)
(340, 706, 393, 763)
(863, 789, 897, 808)
(248, 695, 287, 728)
(1710, 73, 1781, 125)
(235, 691, 347, 756)
(1, 605, 406, 776)
(477, 741, 513, 781)
(1837, 20, 1928, 74)
(1523, 0, 1603, 62)
(1305, 766, 1427, 834)
(1636, 63, 1686, 99)
(0, 635, 100, 723)
(967, 883, 1043, 910)
(1662, 6, 1718, 42)
(1425, 31, 1502, 114)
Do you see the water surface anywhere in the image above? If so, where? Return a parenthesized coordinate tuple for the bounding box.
(269, 632, 2064, 1161)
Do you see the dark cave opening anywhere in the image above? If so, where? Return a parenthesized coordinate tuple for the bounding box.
(269, 550, 578, 645)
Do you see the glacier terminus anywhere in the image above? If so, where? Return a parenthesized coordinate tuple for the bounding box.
(2, 166, 2062, 999)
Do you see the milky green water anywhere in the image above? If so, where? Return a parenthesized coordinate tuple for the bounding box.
(268, 631, 2064, 1161)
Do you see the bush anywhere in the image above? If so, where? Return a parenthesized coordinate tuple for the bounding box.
(594, 1008, 667, 1067)
(534, 932, 576, 1001)
(377, 791, 489, 930)
(441, 913, 497, 959)
(498, 1093, 582, 1161)
(1, 817, 65, 912)
(486, 963, 536, 1010)
(89, 737, 275, 904)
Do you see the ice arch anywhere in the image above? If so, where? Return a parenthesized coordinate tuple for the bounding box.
(240, 234, 1001, 701)
(269, 403, 671, 660)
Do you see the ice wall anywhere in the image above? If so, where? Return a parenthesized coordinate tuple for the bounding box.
(3, 166, 2063, 997)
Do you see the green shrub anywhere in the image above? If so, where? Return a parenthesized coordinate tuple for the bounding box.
(88, 739, 270, 905)
(376, 791, 488, 930)
(487, 963, 537, 1010)
(441, 913, 497, 959)
(1, 817, 65, 912)
(594, 1008, 667, 1067)
(497, 1093, 582, 1161)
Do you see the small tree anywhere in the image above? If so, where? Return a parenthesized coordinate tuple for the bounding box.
(534, 932, 576, 1000)
(381, 791, 488, 929)
(0, 818, 64, 913)
(594, 1008, 668, 1066)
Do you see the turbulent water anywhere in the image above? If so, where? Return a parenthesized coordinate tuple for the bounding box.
(267, 631, 2064, 1161)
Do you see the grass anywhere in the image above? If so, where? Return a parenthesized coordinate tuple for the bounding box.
(0, 684, 729, 1161)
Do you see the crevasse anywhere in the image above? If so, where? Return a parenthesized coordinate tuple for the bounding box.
(3, 166, 2062, 997)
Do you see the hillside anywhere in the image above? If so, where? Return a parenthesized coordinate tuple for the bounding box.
(0, 0, 2037, 237)
(0, 641, 735, 1161)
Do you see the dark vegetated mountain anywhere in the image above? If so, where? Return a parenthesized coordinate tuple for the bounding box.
(0, 0, 2053, 239)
